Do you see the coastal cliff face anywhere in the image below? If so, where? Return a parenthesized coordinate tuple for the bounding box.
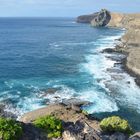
(77, 9, 140, 29)
(77, 13, 98, 23)
(77, 9, 140, 82)
(91, 9, 111, 26)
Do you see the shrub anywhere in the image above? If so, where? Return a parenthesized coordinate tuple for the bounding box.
(0, 117, 23, 140)
(100, 116, 133, 135)
(33, 115, 62, 138)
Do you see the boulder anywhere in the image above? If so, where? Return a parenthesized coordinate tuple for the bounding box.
(102, 48, 116, 53)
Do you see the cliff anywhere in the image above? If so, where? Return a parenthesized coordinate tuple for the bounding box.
(77, 9, 140, 29)
(77, 9, 140, 83)
(77, 13, 98, 23)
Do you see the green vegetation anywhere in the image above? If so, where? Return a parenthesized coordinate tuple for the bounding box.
(100, 116, 133, 135)
(0, 117, 23, 140)
(33, 115, 62, 138)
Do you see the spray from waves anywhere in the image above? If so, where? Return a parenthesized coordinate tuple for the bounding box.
(78, 31, 125, 114)
(0, 80, 77, 118)
(106, 64, 140, 114)
(39, 85, 76, 104)
(1, 29, 134, 117)
(0, 32, 124, 117)
(78, 89, 118, 113)
(80, 30, 140, 114)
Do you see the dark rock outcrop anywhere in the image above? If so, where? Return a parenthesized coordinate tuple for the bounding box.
(62, 120, 102, 140)
(62, 98, 90, 107)
(109, 132, 128, 140)
(0, 104, 17, 119)
(20, 103, 140, 140)
(77, 12, 98, 23)
(20, 123, 48, 140)
(101, 48, 116, 53)
(77, 9, 111, 26)
(91, 9, 111, 27)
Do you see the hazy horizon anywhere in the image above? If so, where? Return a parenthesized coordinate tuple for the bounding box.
(0, 0, 140, 17)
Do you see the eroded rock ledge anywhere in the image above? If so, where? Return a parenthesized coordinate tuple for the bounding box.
(19, 103, 140, 140)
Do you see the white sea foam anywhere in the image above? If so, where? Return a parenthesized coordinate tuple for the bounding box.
(79, 33, 126, 113)
(78, 89, 118, 113)
(3, 29, 140, 117)
(81, 30, 140, 114)
(44, 85, 75, 102)
(109, 72, 140, 113)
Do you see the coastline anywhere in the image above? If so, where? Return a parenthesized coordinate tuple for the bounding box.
(18, 20, 140, 139)
(103, 34, 140, 87)
(104, 14, 140, 87)
(108, 33, 140, 87)
(0, 12, 140, 139)
(77, 9, 140, 87)
(122, 55, 140, 87)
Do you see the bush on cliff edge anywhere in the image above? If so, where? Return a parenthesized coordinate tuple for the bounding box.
(33, 115, 62, 138)
(0, 117, 23, 140)
(100, 116, 133, 135)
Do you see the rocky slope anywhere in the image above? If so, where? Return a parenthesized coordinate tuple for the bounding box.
(19, 102, 140, 140)
(77, 9, 140, 85)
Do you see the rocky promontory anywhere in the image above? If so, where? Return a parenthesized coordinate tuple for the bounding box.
(77, 9, 140, 85)
(19, 102, 140, 140)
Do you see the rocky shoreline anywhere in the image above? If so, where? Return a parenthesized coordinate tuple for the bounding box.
(77, 9, 140, 87)
(19, 101, 140, 140)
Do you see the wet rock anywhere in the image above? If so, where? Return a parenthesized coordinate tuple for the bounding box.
(62, 98, 90, 107)
(0, 104, 17, 119)
(102, 48, 116, 53)
(61, 98, 91, 113)
(111, 75, 125, 81)
(127, 81, 131, 84)
(107, 68, 123, 74)
(39, 88, 60, 97)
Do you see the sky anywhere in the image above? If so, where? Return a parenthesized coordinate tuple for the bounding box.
(0, 0, 140, 17)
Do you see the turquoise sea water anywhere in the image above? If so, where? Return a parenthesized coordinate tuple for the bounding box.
(0, 18, 140, 130)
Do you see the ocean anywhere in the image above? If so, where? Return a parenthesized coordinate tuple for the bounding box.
(0, 17, 140, 130)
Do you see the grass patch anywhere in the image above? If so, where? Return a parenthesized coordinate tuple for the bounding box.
(33, 115, 62, 138)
